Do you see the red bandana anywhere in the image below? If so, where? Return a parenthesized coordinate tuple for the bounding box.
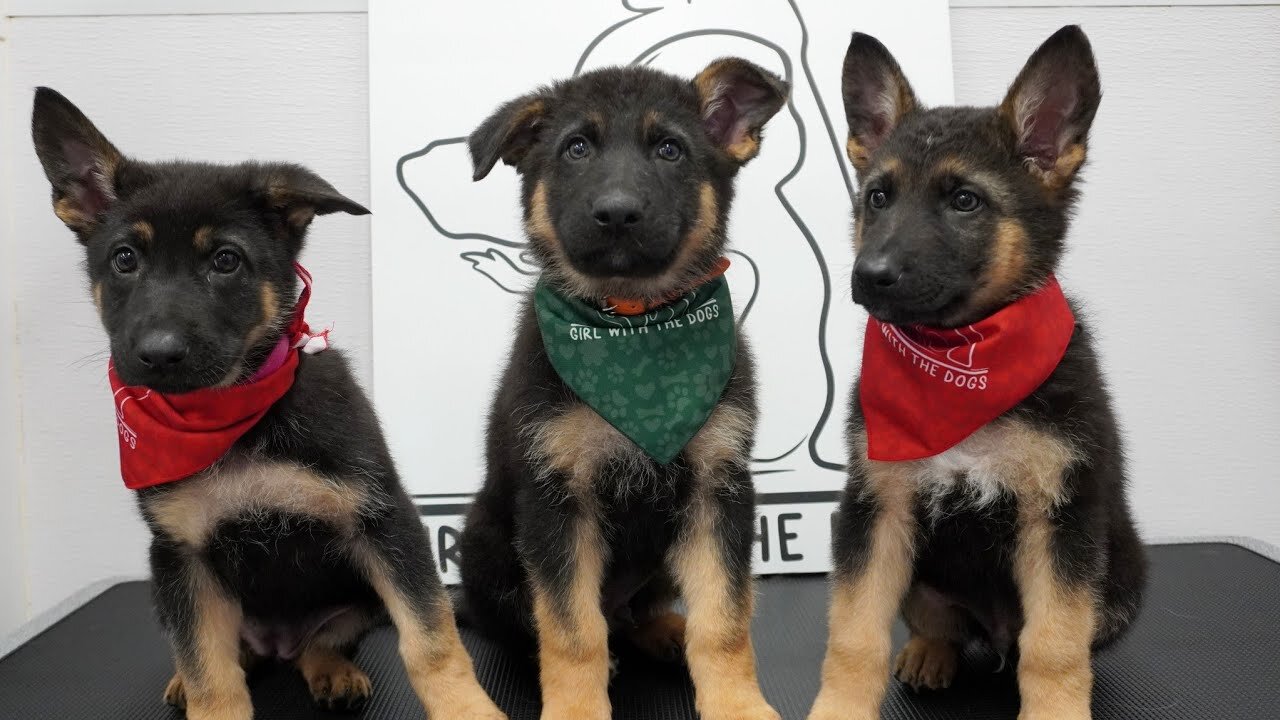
(108, 263, 328, 489)
(859, 277, 1076, 462)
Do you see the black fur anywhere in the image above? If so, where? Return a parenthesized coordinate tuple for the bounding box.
(833, 25, 1146, 664)
(31, 87, 476, 716)
(460, 60, 786, 669)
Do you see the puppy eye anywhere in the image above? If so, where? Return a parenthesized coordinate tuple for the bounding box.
(867, 189, 888, 209)
(212, 249, 241, 274)
(565, 136, 591, 160)
(111, 247, 138, 274)
(951, 189, 982, 212)
(656, 139, 682, 162)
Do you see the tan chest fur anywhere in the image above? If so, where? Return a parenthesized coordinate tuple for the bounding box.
(526, 402, 753, 500)
(146, 457, 373, 548)
(857, 417, 1081, 516)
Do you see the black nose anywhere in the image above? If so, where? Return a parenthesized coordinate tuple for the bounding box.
(855, 254, 903, 289)
(591, 191, 643, 231)
(136, 331, 189, 370)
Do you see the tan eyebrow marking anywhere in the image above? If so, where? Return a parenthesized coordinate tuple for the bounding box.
(131, 221, 154, 245)
(193, 226, 214, 251)
(931, 156, 1013, 207)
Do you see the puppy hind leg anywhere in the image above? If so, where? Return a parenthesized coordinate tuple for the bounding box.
(295, 608, 379, 713)
(625, 572, 685, 664)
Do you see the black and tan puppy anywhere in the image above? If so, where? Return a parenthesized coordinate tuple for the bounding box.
(808, 27, 1145, 720)
(31, 88, 505, 720)
(460, 60, 788, 719)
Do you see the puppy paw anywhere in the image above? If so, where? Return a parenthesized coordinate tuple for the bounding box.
(629, 611, 686, 663)
(162, 673, 186, 709)
(299, 650, 372, 712)
(893, 636, 958, 691)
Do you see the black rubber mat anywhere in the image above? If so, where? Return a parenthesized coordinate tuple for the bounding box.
(0, 543, 1277, 719)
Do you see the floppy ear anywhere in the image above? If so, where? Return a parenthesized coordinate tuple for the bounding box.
(31, 87, 125, 238)
(999, 25, 1100, 190)
(254, 163, 370, 240)
(468, 94, 549, 181)
(842, 33, 918, 173)
(693, 58, 789, 163)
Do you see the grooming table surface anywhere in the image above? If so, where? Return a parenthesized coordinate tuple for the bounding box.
(1, 542, 1277, 719)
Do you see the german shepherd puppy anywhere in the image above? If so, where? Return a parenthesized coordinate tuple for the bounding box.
(461, 60, 788, 720)
(808, 27, 1145, 720)
(31, 88, 505, 720)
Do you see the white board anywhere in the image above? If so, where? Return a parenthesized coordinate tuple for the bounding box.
(370, 0, 954, 580)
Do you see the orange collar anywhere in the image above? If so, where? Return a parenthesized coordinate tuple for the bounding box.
(603, 256, 731, 316)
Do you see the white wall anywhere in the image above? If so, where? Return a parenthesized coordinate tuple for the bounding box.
(0, 7, 32, 640)
(1, 1, 1278, 639)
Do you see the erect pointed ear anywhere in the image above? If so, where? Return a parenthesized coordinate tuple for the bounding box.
(842, 33, 918, 173)
(254, 163, 370, 240)
(31, 87, 125, 238)
(468, 93, 549, 181)
(999, 25, 1100, 191)
(693, 58, 789, 164)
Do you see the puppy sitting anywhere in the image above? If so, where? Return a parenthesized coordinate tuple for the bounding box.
(31, 88, 505, 720)
(808, 27, 1146, 720)
(460, 60, 788, 720)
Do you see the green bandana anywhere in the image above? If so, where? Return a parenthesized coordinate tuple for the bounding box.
(533, 277, 737, 464)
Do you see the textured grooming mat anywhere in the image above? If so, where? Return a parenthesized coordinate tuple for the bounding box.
(1, 542, 1277, 719)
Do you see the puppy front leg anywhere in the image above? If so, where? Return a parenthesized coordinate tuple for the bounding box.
(808, 463, 917, 720)
(355, 505, 506, 720)
(526, 503, 611, 720)
(670, 483, 778, 720)
(1013, 509, 1096, 720)
(151, 540, 252, 720)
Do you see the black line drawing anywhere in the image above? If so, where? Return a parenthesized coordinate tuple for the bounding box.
(395, 0, 852, 476)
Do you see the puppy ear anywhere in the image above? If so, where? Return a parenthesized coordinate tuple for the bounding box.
(254, 163, 369, 240)
(999, 25, 1100, 190)
(693, 58, 789, 163)
(468, 94, 549, 181)
(842, 33, 918, 173)
(31, 87, 125, 238)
